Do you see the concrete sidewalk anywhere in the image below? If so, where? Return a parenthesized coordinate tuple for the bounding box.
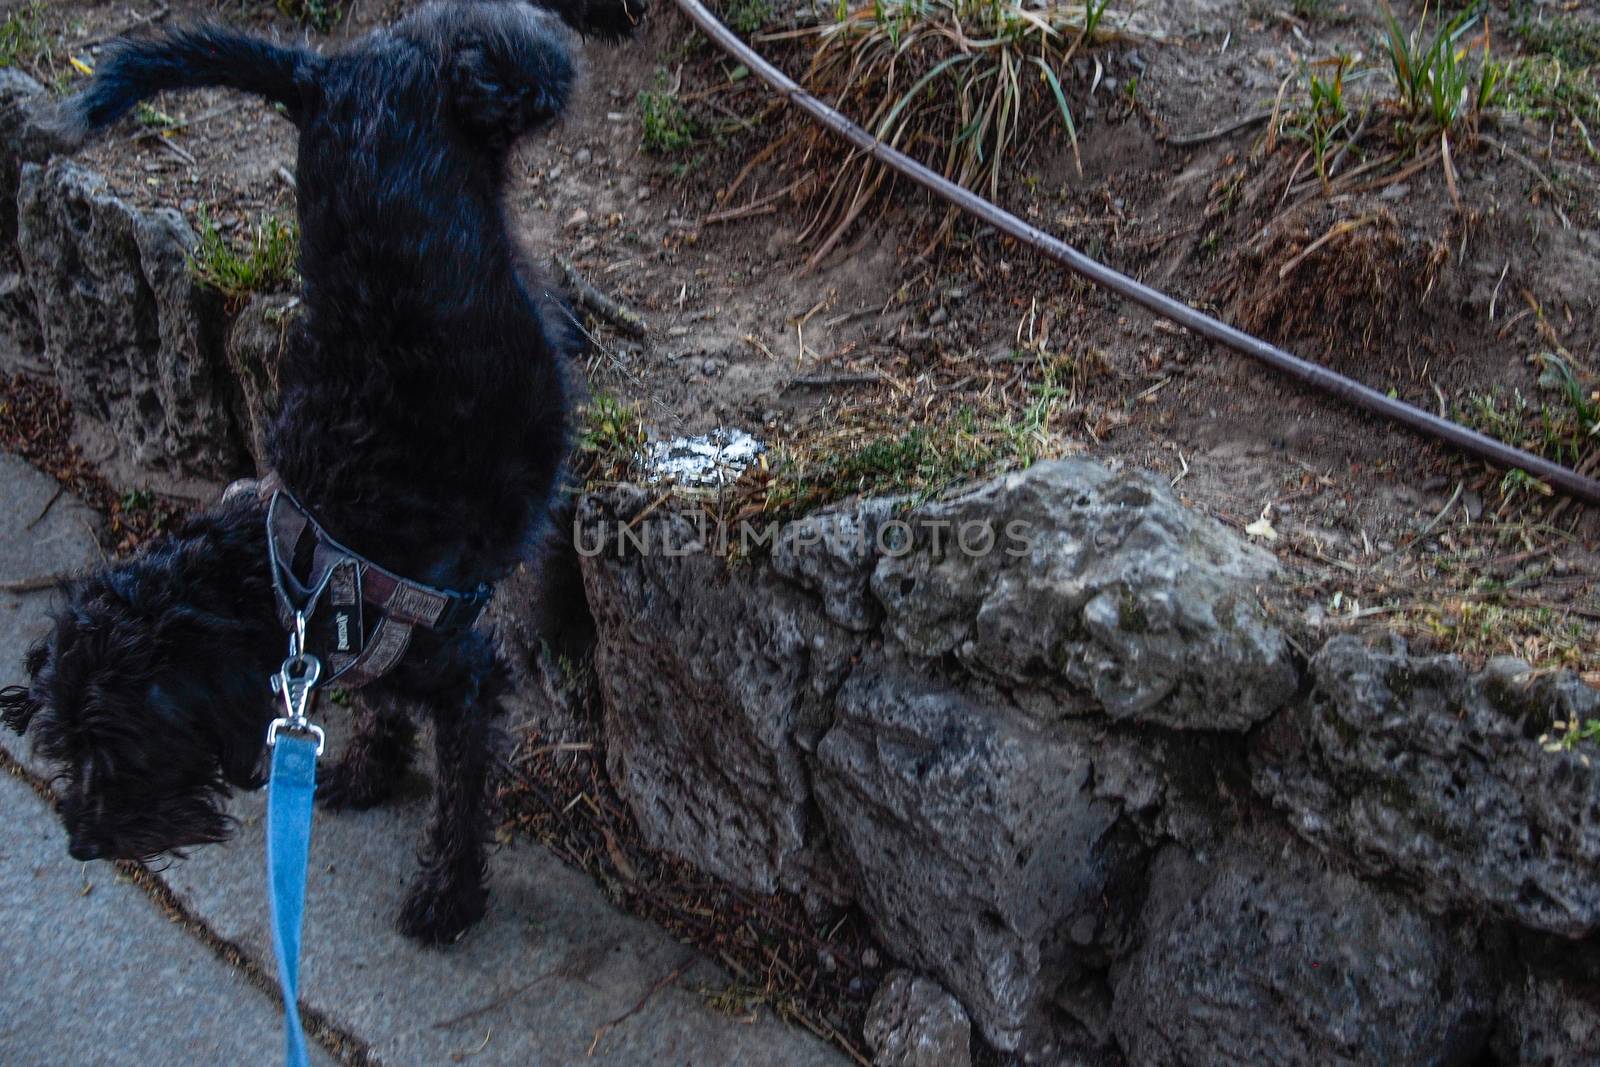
(1, 451, 848, 1067)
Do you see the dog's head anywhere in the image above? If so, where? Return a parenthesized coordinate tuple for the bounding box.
(1, 505, 280, 863)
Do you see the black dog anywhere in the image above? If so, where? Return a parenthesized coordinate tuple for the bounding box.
(1, 0, 641, 944)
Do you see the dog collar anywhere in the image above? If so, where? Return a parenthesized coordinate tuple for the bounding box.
(262, 476, 492, 689)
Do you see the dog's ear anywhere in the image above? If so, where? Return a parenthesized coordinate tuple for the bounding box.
(0, 686, 40, 734)
(2, 644, 50, 733)
(447, 29, 573, 150)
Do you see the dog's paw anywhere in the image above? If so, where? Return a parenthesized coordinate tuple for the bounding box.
(396, 873, 488, 946)
(315, 759, 397, 811)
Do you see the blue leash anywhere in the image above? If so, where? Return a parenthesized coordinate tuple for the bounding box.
(266, 614, 325, 1067)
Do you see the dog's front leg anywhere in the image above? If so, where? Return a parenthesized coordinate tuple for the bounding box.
(393, 632, 503, 945)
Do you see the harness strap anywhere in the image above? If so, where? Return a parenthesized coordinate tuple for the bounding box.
(263, 485, 492, 688)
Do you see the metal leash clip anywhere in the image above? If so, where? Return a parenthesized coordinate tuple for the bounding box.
(267, 610, 325, 754)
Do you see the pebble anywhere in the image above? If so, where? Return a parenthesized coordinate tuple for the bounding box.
(928, 307, 948, 327)
(574, 148, 592, 165)
(564, 208, 590, 230)
(863, 948, 881, 968)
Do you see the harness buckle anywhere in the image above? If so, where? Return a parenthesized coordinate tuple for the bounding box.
(268, 611, 325, 754)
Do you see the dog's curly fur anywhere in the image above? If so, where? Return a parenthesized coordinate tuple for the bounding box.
(1, 0, 642, 945)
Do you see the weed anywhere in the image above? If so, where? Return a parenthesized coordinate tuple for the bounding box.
(135, 102, 178, 129)
(0, 2, 48, 73)
(119, 488, 156, 513)
(578, 393, 646, 467)
(1287, 54, 1357, 189)
(1379, 3, 1502, 133)
(639, 80, 696, 153)
(189, 209, 299, 302)
(276, 0, 340, 33)
(1543, 716, 1600, 753)
(724, 0, 772, 35)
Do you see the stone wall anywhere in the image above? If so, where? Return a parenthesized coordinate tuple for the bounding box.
(573, 464, 1600, 1065)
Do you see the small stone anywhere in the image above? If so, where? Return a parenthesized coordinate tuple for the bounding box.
(564, 208, 590, 230)
(927, 307, 948, 327)
(864, 971, 972, 1067)
(863, 948, 881, 969)
(574, 148, 592, 165)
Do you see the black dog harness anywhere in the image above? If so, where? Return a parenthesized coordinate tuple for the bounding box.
(263, 478, 492, 688)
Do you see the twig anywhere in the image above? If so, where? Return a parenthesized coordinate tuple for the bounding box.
(154, 136, 196, 167)
(25, 483, 66, 531)
(128, 100, 242, 143)
(1, 573, 71, 594)
(553, 255, 649, 338)
(1277, 214, 1381, 281)
(783, 372, 885, 390)
(431, 971, 561, 1030)
(1165, 108, 1276, 148)
(587, 959, 694, 1056)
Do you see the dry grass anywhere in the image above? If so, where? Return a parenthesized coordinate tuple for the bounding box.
(769, 0, 1154, 262)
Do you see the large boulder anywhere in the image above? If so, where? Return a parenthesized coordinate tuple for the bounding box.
(1111, 837, 1494, 1067)
(0, 68, 72, 362)
(1253, 635, 1600, 937)
(576, 487, 860, 901)
(16, 159, 244, 476)
(814, 670, 1151, 1052)
(858, 461, 1296, 729)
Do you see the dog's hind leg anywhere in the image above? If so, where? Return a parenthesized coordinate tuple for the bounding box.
(392, 631, 505, 945)
(316, 693, 417, 811)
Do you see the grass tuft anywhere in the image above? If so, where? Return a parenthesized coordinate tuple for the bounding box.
(0, 1, 50, 74)
(189, 209, 299, 302)
(788, 0, 1146, 256)
(1379, 2, 1504, 133)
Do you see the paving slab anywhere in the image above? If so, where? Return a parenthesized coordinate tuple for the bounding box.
(0, 450, 101, 772)
(0, 767, 339, 1066)
(1, 451, 850, 1067)
(165, 746, 849, 1067)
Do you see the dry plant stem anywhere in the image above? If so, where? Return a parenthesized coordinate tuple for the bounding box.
(670, 0, 1600, 507)
(553, 255, 648, 338)
(1167, 108, 1276, 147)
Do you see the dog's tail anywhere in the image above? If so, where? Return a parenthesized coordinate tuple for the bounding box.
(54, 24, 320, 141)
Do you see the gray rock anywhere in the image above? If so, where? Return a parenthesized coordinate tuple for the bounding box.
(16, 159, 244, 475)
(0, 69, 73, 246)
(814, 671, 1150, 1051)
(1253, 634, 1600, 936)
(1112, 839, 1494, 1067)
(864, 971, 972, 1067)
(576, 489, 858, 900)
(774, 497, 902, 631)
(870, 461, 1296, 730)
(0, 68, 72, 361)
(1491, 972, 1600, 1067)
(225, 292, 298, 466)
